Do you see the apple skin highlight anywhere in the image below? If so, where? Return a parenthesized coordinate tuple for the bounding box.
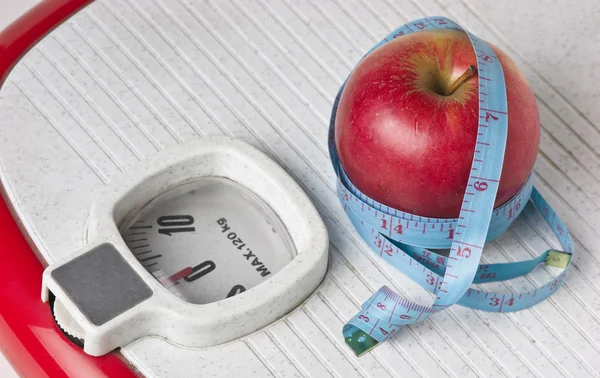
(335, 29, 540, 219)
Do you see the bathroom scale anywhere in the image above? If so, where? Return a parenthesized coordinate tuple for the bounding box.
(1, 0, 600, 377)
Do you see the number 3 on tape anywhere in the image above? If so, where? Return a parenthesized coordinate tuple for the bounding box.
(327, 16, 574, 357)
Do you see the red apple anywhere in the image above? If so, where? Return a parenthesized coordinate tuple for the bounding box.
(335, 29, 540, 218)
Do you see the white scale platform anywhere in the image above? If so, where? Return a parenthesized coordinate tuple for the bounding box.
(1, 0, 600, 377)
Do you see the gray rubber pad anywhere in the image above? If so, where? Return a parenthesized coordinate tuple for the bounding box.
(51, 243, 152, 326)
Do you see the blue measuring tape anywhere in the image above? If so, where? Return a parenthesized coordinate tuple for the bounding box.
(327, 17, 574, 356)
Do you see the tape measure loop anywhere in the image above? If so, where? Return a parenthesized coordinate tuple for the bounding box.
(330, 16, 574, 356)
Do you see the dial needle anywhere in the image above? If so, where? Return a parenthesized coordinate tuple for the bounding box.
(162, 267, 193, 286)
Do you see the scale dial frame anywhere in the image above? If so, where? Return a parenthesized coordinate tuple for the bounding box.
(41, 136, 329, 356)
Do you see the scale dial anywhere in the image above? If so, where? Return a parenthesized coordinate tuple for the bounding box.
(42, 137, 328, 356)
(120, 177, 296, 304)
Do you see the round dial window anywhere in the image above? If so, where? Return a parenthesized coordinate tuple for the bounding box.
(120, 177, 296, 304)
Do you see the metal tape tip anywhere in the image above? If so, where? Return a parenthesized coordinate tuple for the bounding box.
(545, 250, 572, 269)
(343, 325, 380, 357)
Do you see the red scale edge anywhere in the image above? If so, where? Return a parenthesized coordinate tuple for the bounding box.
(0, 0, 139, 376)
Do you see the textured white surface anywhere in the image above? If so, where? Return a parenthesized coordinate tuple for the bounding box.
(1, 0, 600, 377)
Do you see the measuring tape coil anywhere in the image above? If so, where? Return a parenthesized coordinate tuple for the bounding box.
(327, 16, 574, 355)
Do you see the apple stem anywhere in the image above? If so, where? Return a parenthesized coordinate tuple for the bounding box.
(446, 65, 478, 95)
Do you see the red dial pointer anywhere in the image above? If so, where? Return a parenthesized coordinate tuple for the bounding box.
(161, 267, 193, 286)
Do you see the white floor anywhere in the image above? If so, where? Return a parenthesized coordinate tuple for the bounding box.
(0, 3, 40, 378)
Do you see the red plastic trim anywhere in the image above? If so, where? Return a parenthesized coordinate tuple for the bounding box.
(0, 1, 139, 377)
